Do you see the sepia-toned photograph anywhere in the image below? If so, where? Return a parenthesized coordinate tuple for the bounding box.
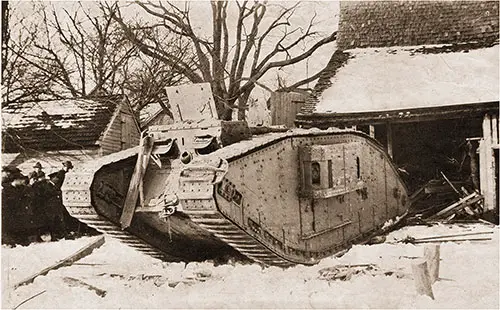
(1, 0, 498, 308)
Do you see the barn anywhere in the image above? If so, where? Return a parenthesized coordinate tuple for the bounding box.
(2, 96, 140, 175)
(296, 1, 499, 217)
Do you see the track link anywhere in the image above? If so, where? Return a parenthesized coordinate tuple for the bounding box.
(185, 210, 295, 268)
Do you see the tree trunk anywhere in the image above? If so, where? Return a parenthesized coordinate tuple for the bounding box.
(210, 82, 233, 120)
(237, 87, 253, 121)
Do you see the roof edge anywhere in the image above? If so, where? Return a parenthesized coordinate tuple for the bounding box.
(296, 101, 499, 127)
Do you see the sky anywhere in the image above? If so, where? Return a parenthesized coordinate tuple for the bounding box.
(9, 1, 340, 117)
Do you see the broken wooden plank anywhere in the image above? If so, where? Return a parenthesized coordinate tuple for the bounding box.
(412, 260, 434, 299)
(412, 231, 493, 241)
(434, 195, 483, 220)
(120, 135, 154, 229)
(13, 235, 105, 289)
(439, 171, 461, 196)
(412, 237, 491, 244)
(63, 277, 107, 297)
(428, 192, 478, 219)
(424, 245, 440, 284)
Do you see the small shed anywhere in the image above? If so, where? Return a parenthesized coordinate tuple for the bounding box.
(296, 1, 499, 214)
(270, 91, 307, 128)
(2, 96, 141, 175)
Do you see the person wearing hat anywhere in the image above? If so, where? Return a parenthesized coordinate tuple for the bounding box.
(29, 162, 46, 185)
(2, 166, 23, 187)
(51, 161, 74, 189)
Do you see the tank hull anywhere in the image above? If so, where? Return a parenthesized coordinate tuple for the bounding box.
(62, 129, 409, 266)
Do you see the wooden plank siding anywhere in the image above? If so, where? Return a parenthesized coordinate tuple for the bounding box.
(270, 92, 307, 128)
(99, 104, 140, 156)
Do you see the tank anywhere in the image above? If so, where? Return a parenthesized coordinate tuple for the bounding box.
(61, 83, 409, 267)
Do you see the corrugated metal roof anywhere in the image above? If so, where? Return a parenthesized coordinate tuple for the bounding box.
(2, 97, 120, 152)
(313, 43, 499, 114)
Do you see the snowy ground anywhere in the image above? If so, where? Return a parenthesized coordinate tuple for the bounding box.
(2, 223, 499, 309)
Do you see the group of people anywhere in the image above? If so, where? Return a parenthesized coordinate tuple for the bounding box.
(2, 161, 75, 245)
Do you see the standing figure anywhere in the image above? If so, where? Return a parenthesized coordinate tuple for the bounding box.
(29, 162, 46, 185)
(51, 161, 73, 189)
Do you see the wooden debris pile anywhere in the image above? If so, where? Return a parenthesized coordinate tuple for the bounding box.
(407, 171, 486, 225)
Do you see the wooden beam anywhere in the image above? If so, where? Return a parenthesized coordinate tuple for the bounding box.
(491, 114, 498, 210)
(386, 123, 393, 158)
(424, 245, 440, 284)
(480, 114, 495, 211)
(369, 125, 375, 138)
(120, 135, 154, 229)
(492, 114, 498, 145)
(412, 260, 434, 299)
(13, 236, 105, 289)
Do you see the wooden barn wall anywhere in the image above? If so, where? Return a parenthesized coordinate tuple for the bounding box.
(480, 113, 499, 212)
(270, 92, 307, 128)
(100, 105, 140, 155)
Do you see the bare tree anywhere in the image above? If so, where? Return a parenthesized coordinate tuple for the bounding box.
(110, 1, 337, 120)
(1, 0, 9, 81)
(2, 1, 190, 114)
(123, 54, 186, 112)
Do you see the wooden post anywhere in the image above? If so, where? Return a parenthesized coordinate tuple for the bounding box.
(492, 114, 498, 146)
(386, 123, 393, 158)
(424, 245, 440, 283)
(412, 260, 434, 299)
(480, 114, 495, 211)
(491, 115, 498, 211)
(369, 125, 375, 138)
(467, 141, 480, 190)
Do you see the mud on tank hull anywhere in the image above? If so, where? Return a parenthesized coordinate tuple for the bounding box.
(62, 128, 409, 267)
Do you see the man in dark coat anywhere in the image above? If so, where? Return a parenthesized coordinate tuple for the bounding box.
(50, 161, 74, 189)
(29, 162, 46, 185)
(34, 175, 67, 240)
(2, 175, 36, 245)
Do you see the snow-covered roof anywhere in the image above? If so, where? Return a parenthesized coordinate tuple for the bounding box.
(313, 43, 499, 114)
(2, 97, 121, 152)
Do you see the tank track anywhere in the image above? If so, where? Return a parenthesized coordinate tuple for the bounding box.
(63, 128, 395, 265)
(185, 210, 295, 268)
(62, 147, 179, 261)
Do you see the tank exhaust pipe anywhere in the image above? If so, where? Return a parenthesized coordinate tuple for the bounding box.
(180, 151, 192, 164)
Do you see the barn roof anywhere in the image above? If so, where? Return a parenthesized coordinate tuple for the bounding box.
(337, 1, 499, 50)
(314, 43, 499, 114)
(2, 97, 122, 153)
(296, 1, 499, 126)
